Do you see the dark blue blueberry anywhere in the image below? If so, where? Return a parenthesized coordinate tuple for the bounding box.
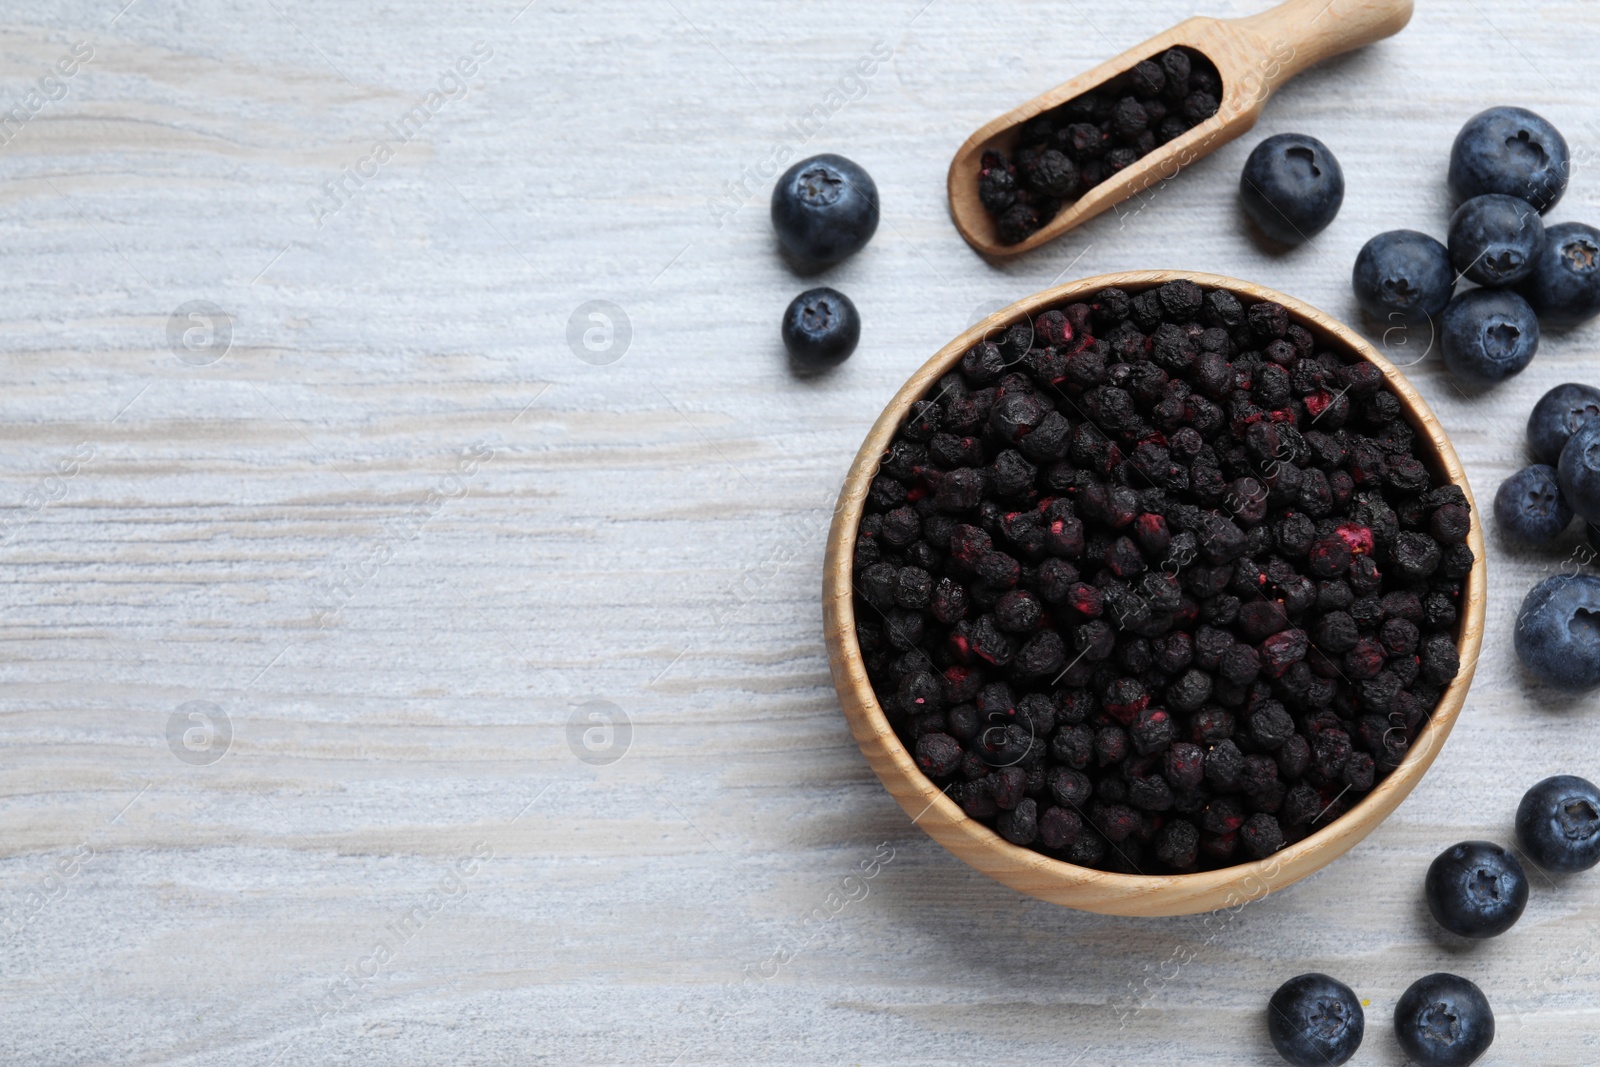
(1516, 774, 1600, 873)
(1266, 973, 1364, 1067)
(1559, 420, 1600, 523)
(1514, 574, 1600, 689)
(1447, 194, 1544, 287)
(1439, 288, 1539, 384)
(1239, 133, 1344, 245)
(770, 154, 879, 265)
(1493, 464, 1572, 544)
(1528, 382, 1600, 464)
(1519, 221, 1600, 327)
(1394, 973, 1495, 1067)
(1449, 106, 1570, 212)
(1424, 840, 1528, 938)
(1352, 230, 1454, 326)
(781, 287, 859, 368)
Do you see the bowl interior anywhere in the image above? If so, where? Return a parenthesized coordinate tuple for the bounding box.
(823, 270, 1487, 916)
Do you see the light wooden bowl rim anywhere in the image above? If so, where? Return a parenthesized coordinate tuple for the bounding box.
(823, 269, 1487, 917)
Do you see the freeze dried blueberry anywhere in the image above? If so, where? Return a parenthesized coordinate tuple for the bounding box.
(1201, 831, 1237, 864)
(1014, 631, 1066, 676)
(1129, 59, 1165, 97)
(1282, 782, 1321, 827)
(1260, 629, 1309, 677)
(1111, 97, 1149, 138)
(1247, 701, 1295, 750)
(1192, 707, 1235, 743)
(1131, 707, 1175, 754)
(1206, 739, 1244, 790)
(1438, 542, 1475, 580)
(996, 203, 1044, 244)
(1094, 803, 1141, 843)
(1239, 812, 1285, 858)
(978, 165, 1018, 214)
(1312, 610, 1359, 653)
(1022, 149, 1080, 198)
(1154, 819, 1199, 869)
(1392, 531, 1442, 580)
(1063, 122, 1109, 161)
(954, 777, 998, 817)
(1182, 91, 1219, 124)
(1128, 774, 1174, 811)
(1238, 600, 1290, 642)
(992, 765, 1028, 809)
(1159, 742, 1204, 792)
(1105, 147, 1140, 174)
(1050, 725, 1094, 770)
(1048, 764, 1093, 806)
(1277, 734, 1310, 780)
(1420, 632, 1461, 685)
(1095, 725, 1130, 767)
(1202, 795, 1246, 834)
(930, 577, 970, 624)
(1342, 752, 1376, 792)
(1248, 300, 1289, 342)
(1156, 279, 1203, 321)
(1219, 643, 1261, 686)
(946, 704, 981, 741)
(1038, 806, 1083, 849)
(915, 733, 964, 777)
(997, 798, 1039, 844)
(1166, 668, 1213, 713)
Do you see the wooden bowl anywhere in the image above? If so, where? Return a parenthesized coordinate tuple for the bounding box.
(823, 270, 1487, 917)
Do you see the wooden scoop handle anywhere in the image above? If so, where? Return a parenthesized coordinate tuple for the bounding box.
(1231, 0, 1413, 89)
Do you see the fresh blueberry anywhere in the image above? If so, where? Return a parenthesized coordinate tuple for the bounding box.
(1266, 973, 1364, 1067)
(1516, 774, 1600, 872)
(1449, 106, 1570, 212)
(1514, 574, 1600, 689)
(1558, 420, 1600, 523)
(1491, 463, 1568, 547)
(1528, 382, 1600, 463)
(1424, 840, 1528, 938)
(781, 287, 860, 368)
(1447, 194, 1544, 288)
(770, 154, 879, 265)
(1394, 973, 1495, 1067)
(1493, 464, 1572, 544)
(1519, 221, 1600, 327)
(1239, 133, 1344, 245)
(1352, 230, 1454, 327)
(1439, 288, 1539, 384)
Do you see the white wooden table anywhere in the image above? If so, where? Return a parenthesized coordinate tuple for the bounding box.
(2, 1, 1598, 1063)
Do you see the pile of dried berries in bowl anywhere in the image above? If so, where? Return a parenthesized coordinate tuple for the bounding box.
(976, 48, 1223, 245)
(850, 279, 1473, 875)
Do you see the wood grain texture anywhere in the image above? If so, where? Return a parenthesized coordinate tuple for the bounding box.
(947, 0, 1413, 256)
(824, 270, 1487, 917)
(0, 1, 1598, 1064)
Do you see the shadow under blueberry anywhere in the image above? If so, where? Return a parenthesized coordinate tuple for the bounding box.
(785, 347, 845, 381)
(775, 240, 844, 279)
(1411, 881, 1486, 956)
(1520, 670, 1600, 714)
(1235, 196, 1309, 257)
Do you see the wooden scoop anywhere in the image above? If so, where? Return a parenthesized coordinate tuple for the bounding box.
(948, 0, 1413, 257)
